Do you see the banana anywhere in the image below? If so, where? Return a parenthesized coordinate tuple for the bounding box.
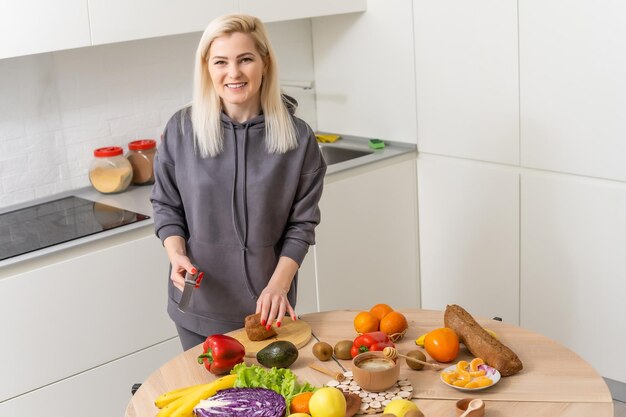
(157, 374, 237, 417)
(155, 383, 209, 408)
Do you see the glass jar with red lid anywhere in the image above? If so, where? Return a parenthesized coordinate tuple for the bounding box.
(126, 139, 157, 185)
(88, 146, 133, 194)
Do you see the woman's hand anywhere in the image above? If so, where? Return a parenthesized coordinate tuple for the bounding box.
(163, 236, 196, 291)
(256, 256, 299, 329)
(169, 252, 196, 291)
(256, 284, 296, 329)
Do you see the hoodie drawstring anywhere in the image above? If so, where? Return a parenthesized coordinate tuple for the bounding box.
(230, 122, 257, 300)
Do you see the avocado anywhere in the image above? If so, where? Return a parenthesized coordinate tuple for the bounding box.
(256, 340, 299, 368)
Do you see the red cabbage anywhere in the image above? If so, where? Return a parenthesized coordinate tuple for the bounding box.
(194, 387, 286, 417)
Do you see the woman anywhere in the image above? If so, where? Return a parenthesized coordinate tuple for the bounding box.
(151, 14, 326, 350)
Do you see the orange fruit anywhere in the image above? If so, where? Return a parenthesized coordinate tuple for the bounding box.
(379, 311, 408, 336)
(353, 311, 380, 334)
(424, 327, 459, 363)
(369, 303, 394, 321)
(290, 391, 314, 414)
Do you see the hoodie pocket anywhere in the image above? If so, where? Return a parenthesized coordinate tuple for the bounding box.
(175, 238, 277, 322)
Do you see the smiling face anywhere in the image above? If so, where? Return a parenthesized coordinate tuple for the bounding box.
(208, 32, 266, 122)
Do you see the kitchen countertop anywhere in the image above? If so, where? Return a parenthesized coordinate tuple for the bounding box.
(0, 136, 416, 271)
(125, 309, 613, 417)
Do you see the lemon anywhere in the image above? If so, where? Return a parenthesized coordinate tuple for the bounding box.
(415, 333, 427, 346)
(308, 387, 346, 417)
(383, 399, 420, 417)
(290, 414, 312, 417)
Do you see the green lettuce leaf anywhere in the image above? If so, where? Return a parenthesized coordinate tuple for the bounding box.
(231, 363, 316, 410)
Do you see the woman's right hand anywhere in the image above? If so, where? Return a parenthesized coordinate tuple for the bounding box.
(163, 236, 196, 291)
(169, 253, 197, 291)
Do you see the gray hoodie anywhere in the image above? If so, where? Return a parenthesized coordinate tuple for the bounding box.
(151, 104, 326, 335)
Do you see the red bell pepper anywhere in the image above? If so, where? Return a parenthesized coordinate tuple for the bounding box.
(197, 334, 245, 375)
(351, 331, 395, 358)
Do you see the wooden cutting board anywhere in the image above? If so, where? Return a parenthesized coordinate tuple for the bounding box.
(229, 318, 312, 358)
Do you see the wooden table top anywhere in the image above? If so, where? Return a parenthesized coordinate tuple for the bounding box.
(125, 309, 613, 417)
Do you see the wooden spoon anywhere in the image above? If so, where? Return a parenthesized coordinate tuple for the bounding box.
(460, 399, 484, 417)
(382, 347, 443, 370)
(308, 363, 346, 381)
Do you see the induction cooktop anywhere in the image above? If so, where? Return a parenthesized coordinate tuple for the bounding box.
(0, 196, 150, 261)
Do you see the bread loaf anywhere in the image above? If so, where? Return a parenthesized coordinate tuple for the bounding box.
(444, 304, 523, 376)
(244, 313, 277, 341)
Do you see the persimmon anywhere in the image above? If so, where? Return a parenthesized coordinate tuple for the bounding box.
(424, 327, 459, 363)
(369, 303, 394, 321)
(353, 311, 379, 334)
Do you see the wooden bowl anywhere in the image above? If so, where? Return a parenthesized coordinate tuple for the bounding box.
(455, 398, 485, 417)
(351, 351, 400, 392)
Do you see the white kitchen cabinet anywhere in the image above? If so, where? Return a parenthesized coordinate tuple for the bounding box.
(417, 154, 519, 323)
(520, 171, 626, 383)
(240, 0, 366, 23)
(88, 0, 238, 45)
(0, 228, 175, 402)
(413, 0, 519, 165)
(0, 338, 180, 417)
(315, 158, 420, 311)
(311, 0, 416, 144)
(295, 246, 318, 315)
(519, 0, 626, 182)
(0, 0, 90, 59)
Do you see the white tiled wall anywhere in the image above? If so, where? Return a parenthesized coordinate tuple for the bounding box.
(0, 19, 317, 209)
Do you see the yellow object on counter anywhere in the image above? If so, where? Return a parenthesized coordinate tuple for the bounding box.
(315, 134, 341, 143)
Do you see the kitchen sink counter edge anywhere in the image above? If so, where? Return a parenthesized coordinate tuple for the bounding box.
(0, 135, 416, 274)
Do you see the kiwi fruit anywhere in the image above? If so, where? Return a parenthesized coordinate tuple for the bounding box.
(405, 349, 427, 370)
(312, 341, 333, 361)
(333, 340, 353, 360)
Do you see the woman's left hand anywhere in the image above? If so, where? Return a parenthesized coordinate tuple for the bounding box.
(256, 283, 296, 330)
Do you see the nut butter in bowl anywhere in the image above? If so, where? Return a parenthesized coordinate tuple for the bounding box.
(89, 146, 133, 194)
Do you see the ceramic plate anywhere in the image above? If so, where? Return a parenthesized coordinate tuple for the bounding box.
(440, 364, 501, 391)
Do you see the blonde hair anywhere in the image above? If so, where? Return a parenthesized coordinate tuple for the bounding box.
(191, 14, 297, 158)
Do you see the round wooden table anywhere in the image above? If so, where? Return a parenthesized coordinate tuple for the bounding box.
(125, 309, 613, 417)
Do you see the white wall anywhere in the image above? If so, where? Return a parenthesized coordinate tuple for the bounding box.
(0, 20, 316, 209)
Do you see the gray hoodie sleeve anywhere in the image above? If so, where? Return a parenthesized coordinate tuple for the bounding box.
(150, 114, 189, 243)
(279, 125, 327, 265)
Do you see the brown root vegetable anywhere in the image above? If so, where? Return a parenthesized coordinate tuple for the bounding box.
(444, 304, 523, 376)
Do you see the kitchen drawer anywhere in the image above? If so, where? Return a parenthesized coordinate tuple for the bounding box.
(0, 338, 180, 417)
(0, 230, 175, 401)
